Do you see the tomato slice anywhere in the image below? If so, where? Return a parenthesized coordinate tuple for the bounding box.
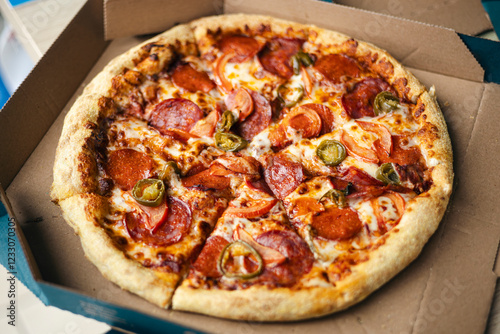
(163, 128, 199, 144)
(225, 199, 277, 218)
(233, 227, 286, 267)
(189, 109, 220, 137)
(300, 66, 313, 98)
(226, 87, 254, 121)
(356, 120, 392, 157)
(340, 129, 379, 163)
(215, 52, 234, 94)
(370, 191, 406, 233)
(137, 198, 169, 233)
(284, 105, 322, 138)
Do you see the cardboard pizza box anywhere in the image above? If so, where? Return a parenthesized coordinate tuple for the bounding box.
(336, 0, 493, 36)
(1, 0, 499, 333)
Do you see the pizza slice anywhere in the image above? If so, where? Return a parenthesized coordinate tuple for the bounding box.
(172, 180, 321, 320)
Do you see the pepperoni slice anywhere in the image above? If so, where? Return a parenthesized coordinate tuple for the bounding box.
(311, 207, 363, 240)
(255, 230, 314, 286)
(342, 78, 393, 119)
(301, 103, 336, 135)
(181, 168, 231, 190)
(149, 98, 204, 134)
(235, 90, 272, 141)
(258, 37, 303, 79)
(125, 196, 191, 246)
(219, 35, 261, 63)
(314, 54, 361, 84)
(264, 153, 305, 200)
(245, 179, 273, 196)
(377, 135, 422, 166)
(336, 166, 386, 198)
(192, 235, 229, 278)
(106, 149, 153, 191)
(171, 63, 215, 93)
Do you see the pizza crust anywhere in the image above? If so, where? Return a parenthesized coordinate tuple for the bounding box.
(58, 194, 177, 307)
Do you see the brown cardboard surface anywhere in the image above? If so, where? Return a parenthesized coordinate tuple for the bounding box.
(0, 0, 107, 189)
(104, 0, 222, 40)
(2, 0, 500, 333)
(337, 0, 493, 35)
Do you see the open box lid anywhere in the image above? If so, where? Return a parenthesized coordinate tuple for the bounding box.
(1, 0, 500, 333)
(336, 0, 493, 35)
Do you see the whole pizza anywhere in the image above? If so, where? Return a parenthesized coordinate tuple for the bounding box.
(50, 14, 453, 321)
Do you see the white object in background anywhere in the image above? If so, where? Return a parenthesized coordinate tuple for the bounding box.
(0, 265, 111, 334)
(0, 18, 33, 94)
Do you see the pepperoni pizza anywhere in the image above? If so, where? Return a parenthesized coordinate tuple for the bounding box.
(51, 14, 453, 321)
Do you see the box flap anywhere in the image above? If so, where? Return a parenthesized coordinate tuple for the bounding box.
(104, 0, 224, 40)
(224, 0, 484, 82)
(336, 0, 493, 35)
(0, 0, 108, 189)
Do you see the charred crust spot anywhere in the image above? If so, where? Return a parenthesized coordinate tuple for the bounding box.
(413, 102, 425, 118)
(393, 77, 411, 101)
(84, 122, 97, 130)
(374, 58, 394, 78)
(342, 39, 359, 56)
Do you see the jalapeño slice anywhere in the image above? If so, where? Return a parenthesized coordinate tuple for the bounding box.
(217, 240, 264, 279)
(316, 140, 347, 166)
(131, 178, 165, 207)
(320, 188, 347, 209)
(216, 110, 236, 133)
(215, 132, 248, 152)
(373, 91, 399, 116)
(376, 163, 401, 185)
(277, 84, 304, 108)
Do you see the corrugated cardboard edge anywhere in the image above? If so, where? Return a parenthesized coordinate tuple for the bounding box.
(336, 0, 493, 36)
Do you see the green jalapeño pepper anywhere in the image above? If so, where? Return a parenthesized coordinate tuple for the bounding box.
(217, 240, 264, 279)
(296, 51, 314, 67)
(215, 132, 248, 152)
(316, 140, 347, 166)
(277, 84, 304, 108)
(376, 163, 401, 185)
(320, 188, 347, 209)
(373, 91, 399, 116)
(158, 161, 181, 180)
(216, 110, 236, 133)
(131, 178, 165, 207)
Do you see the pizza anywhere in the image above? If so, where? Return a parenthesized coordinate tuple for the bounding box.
(50, 14, 453, 321)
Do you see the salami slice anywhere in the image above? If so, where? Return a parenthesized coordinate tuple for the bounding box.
(235, 90, 272, 141)
(171, 63, 215, 93)
(342, 77, 393, 119)
(314, 54, 361, 84)
(106, 149, 153, 190)
(311, 207, 363, 240)
(149, 98, 204, 134)
(255, 230, 314, 286)
(219, 35, 261, 63)
(192, 235, 230, 278)
(125, 196, 191, 246)
(264, 153, 305, 200)
(258, 37, 303, 79)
